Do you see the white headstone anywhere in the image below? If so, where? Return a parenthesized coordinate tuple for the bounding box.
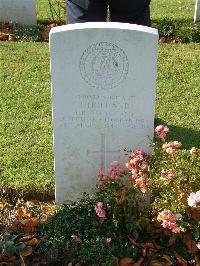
(0, 0, 36, 26)
(50, 22, 158, 204)
(194, 0, 200, 22)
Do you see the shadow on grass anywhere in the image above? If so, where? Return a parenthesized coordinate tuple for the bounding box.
(155, 117, 200, 149)
(1, 186, 55, 203)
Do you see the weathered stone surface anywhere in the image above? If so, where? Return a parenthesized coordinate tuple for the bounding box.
(50, 22, 158, 204)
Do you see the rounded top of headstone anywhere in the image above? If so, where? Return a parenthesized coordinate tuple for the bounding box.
(50, 22, 158, 36)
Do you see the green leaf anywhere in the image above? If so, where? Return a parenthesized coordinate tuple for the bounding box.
(193, 230, 200, 241)
(10, 233, 25, 242)
(15, 242, 26, 252)
(6, 241, 16, 255)
(5, 240, 15, 248)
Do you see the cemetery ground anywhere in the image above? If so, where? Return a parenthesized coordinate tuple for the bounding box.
(0, 0, 200, 265)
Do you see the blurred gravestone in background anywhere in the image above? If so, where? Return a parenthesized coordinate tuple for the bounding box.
(0, 0, 36, 25)
(194, 0, 200, 22)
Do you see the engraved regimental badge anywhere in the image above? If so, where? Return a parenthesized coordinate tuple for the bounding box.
(80, 42, 129, 90)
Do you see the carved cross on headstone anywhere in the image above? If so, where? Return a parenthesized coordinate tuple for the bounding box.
(87, 133, 120, 172)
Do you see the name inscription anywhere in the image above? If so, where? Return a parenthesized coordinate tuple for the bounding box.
(62, 94, 150, 130)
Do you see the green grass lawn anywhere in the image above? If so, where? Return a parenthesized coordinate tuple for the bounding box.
(0, 43, 54, 194)
(151, 0, 194, 21)
(0, 42, 200, 194)
(156, 43, 200, 145)
(36, 0, 195, 22)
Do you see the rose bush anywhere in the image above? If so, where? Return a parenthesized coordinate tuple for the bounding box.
(2, 125, 199, 265)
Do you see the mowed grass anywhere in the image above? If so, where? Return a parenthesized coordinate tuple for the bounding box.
(0, 42, 200, 193)
(151, 0, 194, 21)
(156, 43, 200, 145)
(36, 0, 195, 22)
(0, 43, 54, 193)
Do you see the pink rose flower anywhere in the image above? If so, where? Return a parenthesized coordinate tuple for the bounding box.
(140, 162, 149, 171)
(155, 125, 169, 141)
(190, 147, 200, 155)
(110, 161, 119, 168)
(95, 202, 106, 218)
(98, 170, 108, 188)
(157, 209, 183, 234)
(162, 141, 182, 155)
(135, 176, 147, 194)
(187, 191, 200, 207)
(171, 225, 182, 234)
(165, 147, 174, 155)
(109, 171, 120, 180)
(126, 150, 149, 193)
(172, 141, 182, 149)
(106, 238, 112, 244)
(157, 209, 173, 222)
(108, 161, 125, 180)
